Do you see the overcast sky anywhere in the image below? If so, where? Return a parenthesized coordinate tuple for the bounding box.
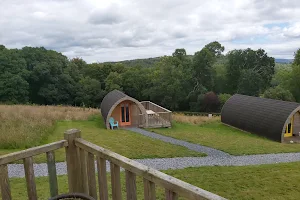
(0, 0, 300, 63)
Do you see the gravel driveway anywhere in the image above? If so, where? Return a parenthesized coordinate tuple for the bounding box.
(8, 152, 300, 178)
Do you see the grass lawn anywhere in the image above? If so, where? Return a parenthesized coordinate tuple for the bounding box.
(0, 116, 204, 163)
(4, 162, 300, 200)
(149, 121, 300, 155)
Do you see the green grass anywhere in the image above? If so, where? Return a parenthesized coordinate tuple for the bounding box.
(4, 162, 300, 200)
(149, 121, 300, 155)
(0, 116, 204, 163)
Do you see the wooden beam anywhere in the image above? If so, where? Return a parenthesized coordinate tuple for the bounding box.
(0, 164, 12, 200)
(24, 157, 38, 200)
(0, 140, 67, 165)
(75, 138, 226, 200)
(64, 129, 81, 193)
(110, 162, 122, 200)
(87, 152, 98, 199)
(80, 148, 89, 194)
(125, 170, 137, 200)
(97, 156, 108, 200)
(165, 189, 178, 200)
(143, 178, 155, 200)
(46, 151, 58, 197)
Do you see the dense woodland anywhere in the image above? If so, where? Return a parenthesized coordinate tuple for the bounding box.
(0, 42, 300, 112)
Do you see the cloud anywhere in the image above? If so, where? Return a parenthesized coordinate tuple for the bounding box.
(88, 4, 125, 25)
(283, 23, 300, 38)
(0, 0, 300, 62)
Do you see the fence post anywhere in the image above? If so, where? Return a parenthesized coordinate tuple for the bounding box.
(64, 129, 81, 193)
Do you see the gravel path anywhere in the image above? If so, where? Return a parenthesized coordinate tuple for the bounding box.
(125, 127, 230, 157)
(8, 152, 300, 178)
(6, 128, 300, 178)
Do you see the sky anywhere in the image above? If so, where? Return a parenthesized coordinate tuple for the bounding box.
(0, 0, 300, 63)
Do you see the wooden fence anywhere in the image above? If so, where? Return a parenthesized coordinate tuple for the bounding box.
(176, 112, 221, 117)
(0, 129, 226, 200)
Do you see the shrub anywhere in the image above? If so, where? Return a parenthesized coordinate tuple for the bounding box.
(218, 93, 232, 108)
(263, 86, 295, 102)
(202, 92, 220, 112)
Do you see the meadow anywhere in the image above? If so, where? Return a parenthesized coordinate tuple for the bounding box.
(2, 105, 300, 200)
(0, 105, 99, 149)
(0, 105, 204, 163)
(150, 114, 300, 155)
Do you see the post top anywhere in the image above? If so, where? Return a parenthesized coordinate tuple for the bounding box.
(64, 129, 81, 135)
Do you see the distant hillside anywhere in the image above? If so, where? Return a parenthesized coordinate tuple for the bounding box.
(105, 57, 162, 67)
(104, 57, 293, 68)
(275, 59, 293, 63)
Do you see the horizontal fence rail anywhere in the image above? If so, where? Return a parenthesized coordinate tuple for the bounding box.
(0, 139, 68, 200)
(74, 136, 226, 200)
(0, 129, 226, 200)
(147, 111, 172, 128)
(141, 101, 172, 113)
(0, 140, 68, 166)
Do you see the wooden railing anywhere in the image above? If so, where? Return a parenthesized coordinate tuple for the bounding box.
(0, 129, 226, 200)
(0, 139, 68, 200)
(147, 112, 172, 128)
(140, 101, 172, 128)
(141, 101, 171, 113)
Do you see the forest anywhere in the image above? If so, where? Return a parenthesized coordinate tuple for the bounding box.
(0, 42, 300, 112)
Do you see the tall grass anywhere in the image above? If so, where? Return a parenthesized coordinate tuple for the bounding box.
(172, 113, 220, 125)
(0, 105, 99, 149)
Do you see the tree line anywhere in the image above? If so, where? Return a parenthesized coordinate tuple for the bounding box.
(0, 42, 299, 112)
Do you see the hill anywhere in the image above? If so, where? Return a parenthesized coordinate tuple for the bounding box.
(104, 57, 162, 67)
(104, 57, 293, 68)
(275, 59, 293, 63)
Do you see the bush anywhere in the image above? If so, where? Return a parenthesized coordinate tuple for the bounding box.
(218, 93, 232, 108)
(263, 86, 295, 102)
(202, 92, 220, 112)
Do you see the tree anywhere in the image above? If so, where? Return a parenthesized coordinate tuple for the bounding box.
(212, 55, 228, 93)
(0, 45, 5, 51)
(289, 64, 300, 102)
(263, 86, 295, 102)
(121, 66, 151, 100)
(0, 47, 29, 103)
(75, 77, 104, 107)
(285, 49, 300, 102)
(172, 48, 187, 60)
(204, 41, 225, 56)
(294, 48, 300, 66)
(0, 73, 29, 103)
(192, 48, 215, 91)
(226, 48, 275, 95)
(20, 47, 73, 104)
(70, 57, 87, 70)
(237, 69, 262, 96)
(145, 56, 192, 110)
(105, 72, 123, 92)
(271, 63, 292, 88)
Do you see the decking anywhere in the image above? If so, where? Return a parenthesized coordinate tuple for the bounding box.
(0, 129, 226, 200)
(141, 101, 172, 128)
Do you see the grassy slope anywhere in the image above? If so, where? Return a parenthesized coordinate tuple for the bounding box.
(150, 122, 300, 155)
(5, 162, 300, 200)
(0, 117, 204, 163)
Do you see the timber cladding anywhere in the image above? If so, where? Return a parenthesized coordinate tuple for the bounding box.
(100, 90, 147, 129)
(221, 94, 300, 142)
(294, 112, 300, 136)
(100, 90, 127, 123)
